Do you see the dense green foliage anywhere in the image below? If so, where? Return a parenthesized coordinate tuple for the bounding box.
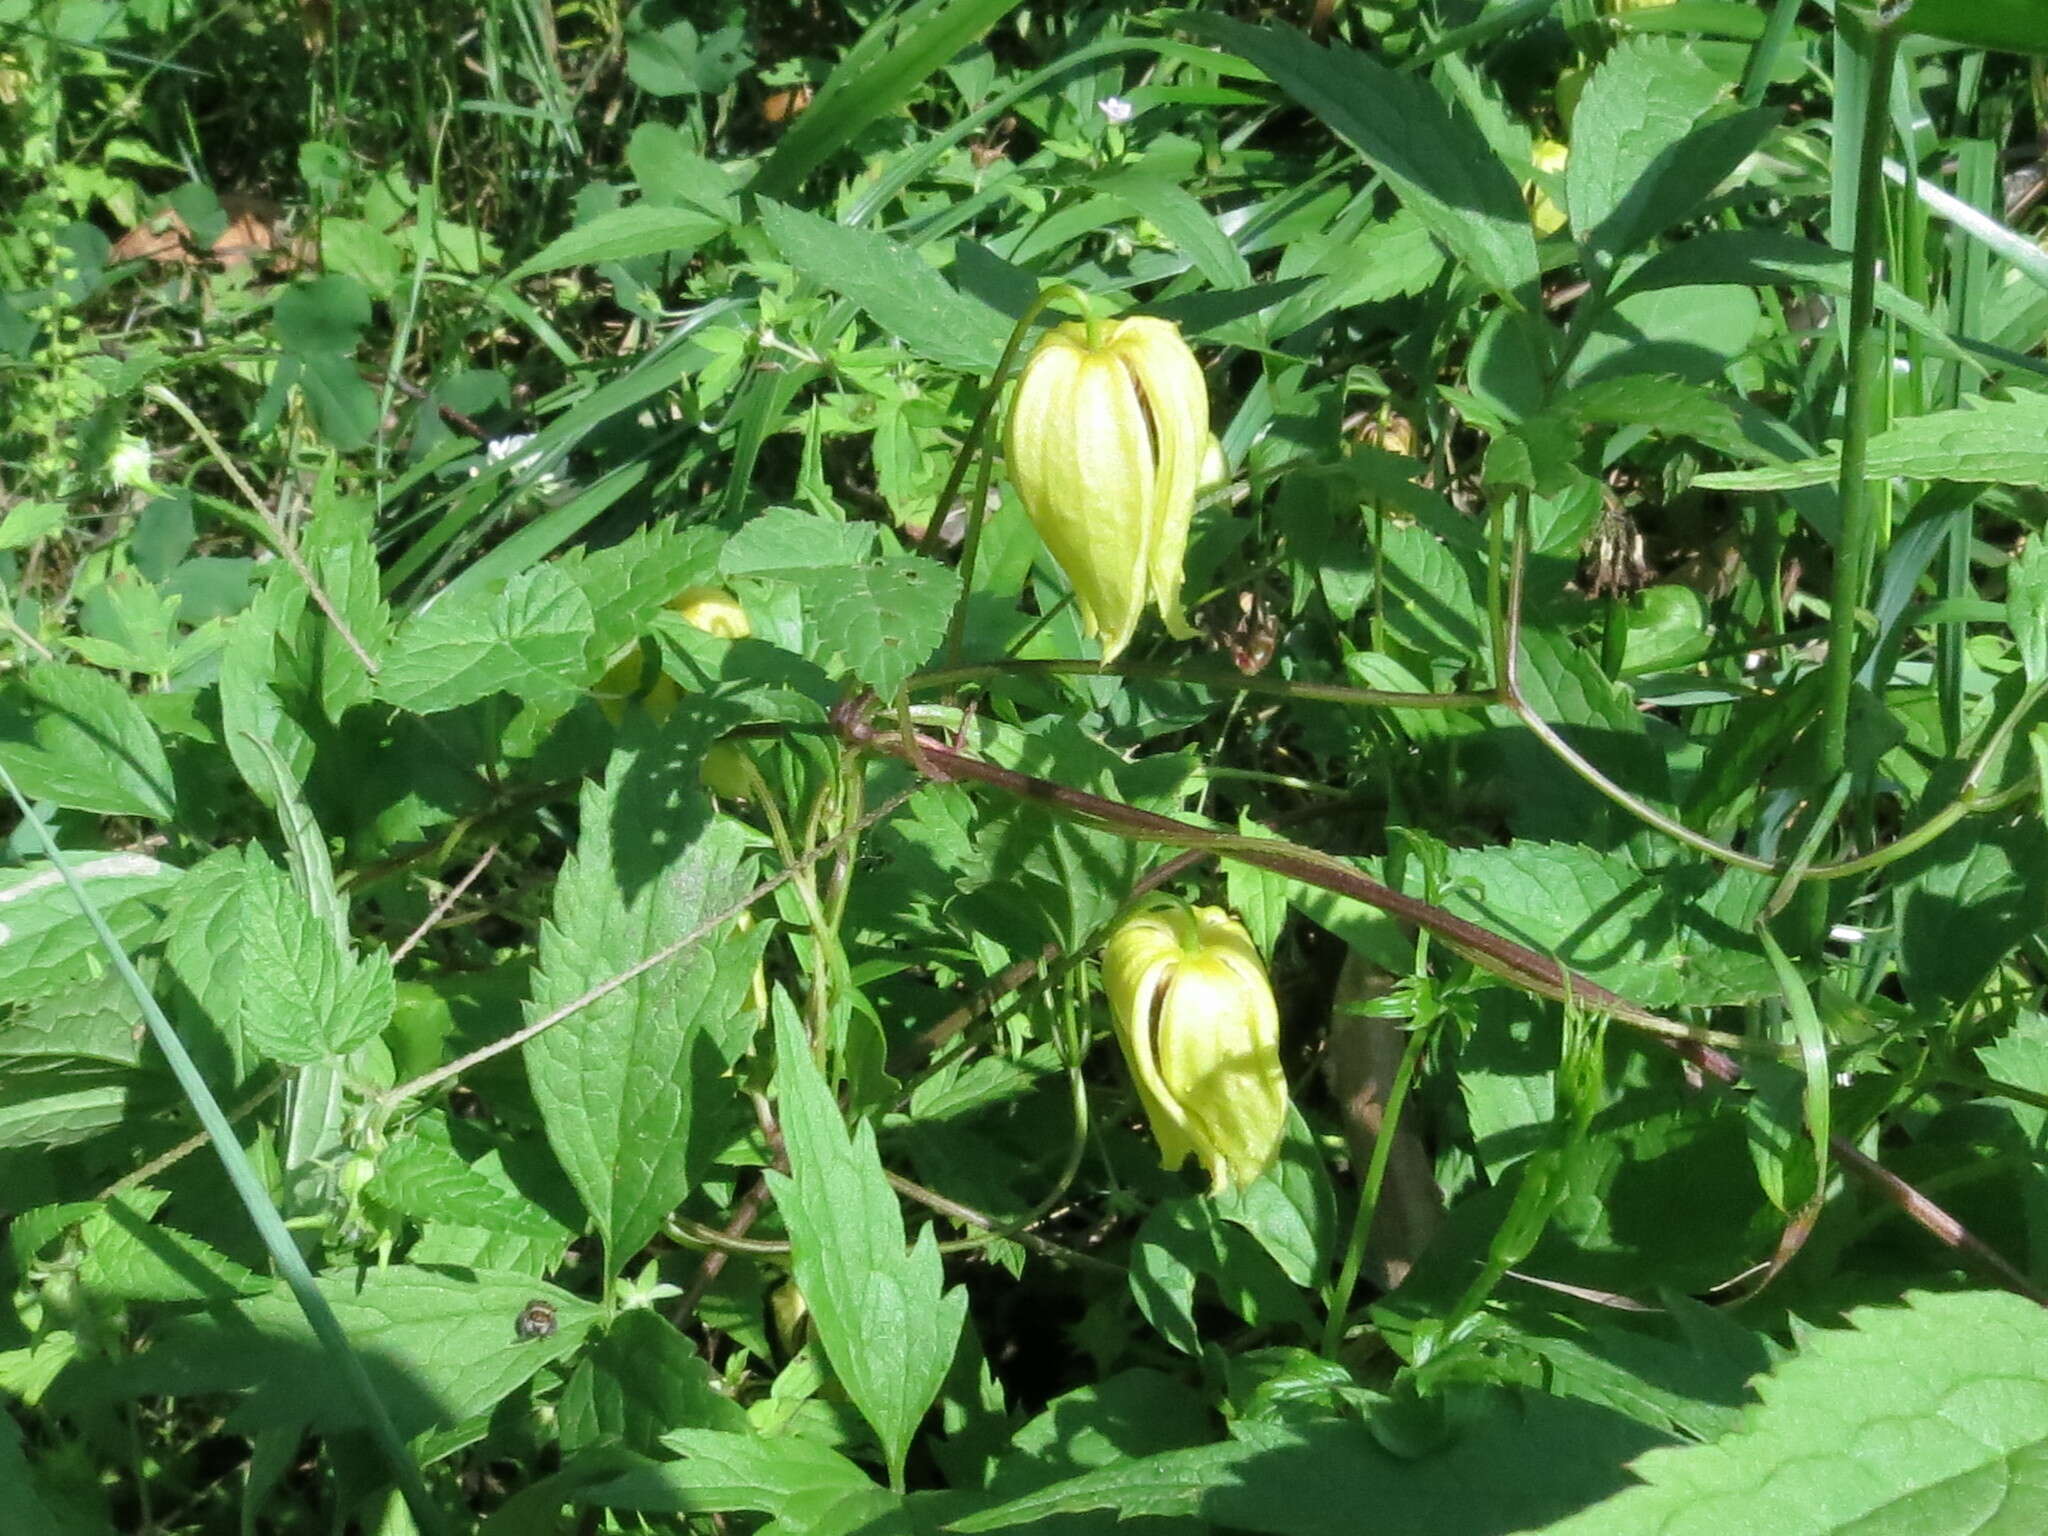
(5, 1, 2048, 1531)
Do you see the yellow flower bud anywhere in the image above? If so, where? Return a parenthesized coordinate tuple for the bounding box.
(1527, 138, 1570, 236)
(1004, 315, 1209, 663)
(593, 584, 752, 723)
(669, 585, 751, 640)
(1102, 898, 1288, 1192)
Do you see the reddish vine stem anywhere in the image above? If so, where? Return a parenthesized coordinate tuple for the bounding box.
(836, 695, 2048, 1309)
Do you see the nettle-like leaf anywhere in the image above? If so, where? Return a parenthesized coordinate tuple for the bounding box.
(1696, 392, 2048, 492)
(717, 508, 960, 697)
(0, 851, 180, 1011)
(767, 1004, 967, 1488)
(163, 842, 393, 1067)
(1189, 17, 1537, 305)
(524, 741, 769, 1272)
(97, 1266, 596, 1440)
(378, 563, 596, 714)
(1532, 1289, 2048, 1535)
(952, 1392, 1664, 1534)
(1567, 38, 1772, 270)
(758, 199, 1009, 370)
(0, 661, 176, 820)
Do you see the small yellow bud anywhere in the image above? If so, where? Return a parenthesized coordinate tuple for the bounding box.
(669, 585, 751, 640)
(1527, 138, 1570, 236)
(1004, 315, 1209, 663)
(593, 584, 751, 759)
(1102, 898, 1287, 1192)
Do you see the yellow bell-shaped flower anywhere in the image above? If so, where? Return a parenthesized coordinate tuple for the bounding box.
(592, 584, 756, 798)
(1102, 897, 1287, 1192)
(1004, 315, 1209, 663)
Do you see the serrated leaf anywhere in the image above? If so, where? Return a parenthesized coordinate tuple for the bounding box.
(1432, 842, 1776, 1008)
(0, 662, 175, 819)
(1567, 40, 1768, 266)
(76, 1189, 265, 1304)
(767, 1004, 967, 1488)
(1187, 18, 1537, 305)
(560, 523, 723, 660)
(795, 553, 960, 697)
(297, 475, 389, 719)
(952, 1395, 1663, 1533)
(0, 852, 180, 1010)
(232, 850, 394, 1065)
(367, 1112, 574, 1245)
(509, 204, 726, 280)
(2013, 536, 2048, 684)
(589, 1427, 874, 1514)
(558, 1310, 747, 1457)
(524, 745, 767, 1272)
(1898, 820, 2048, 1009)
(102, 1266, 596, 1439)
(759, 200, 1009, 370)
(380, 564, 595, 713)
(1531, 1289, 2048, 1536)
(718, 506, 879, 576)
(1696, 393, 2048, 492)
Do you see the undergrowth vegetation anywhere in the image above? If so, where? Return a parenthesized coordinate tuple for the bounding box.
(5, 1, 2048, 1531)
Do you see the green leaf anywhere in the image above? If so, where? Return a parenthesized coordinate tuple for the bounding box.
(1531, 1289, 2048, 1535)
(0, 1413, 65, 1534)
(767, 1003, 967, 1488)
(379, 564, 596, 714)
(0, 851, 180, 1011)
(233, 848, 395, 1065)
(749, 0, 1025, 201)
(1187, 18, 1538, 305)
(758, 200, 1010, 371)
(0, 662, 175, 819)
(1898, 820, 2048, 1009)
(1568, 40, 1769, 267)
(719, 506, 879, 575)
(558, 1311, 747, 1457)
(295, 352, 380, 451)
(508, 204, 726, 281)
(1611, 229, 1978, 372)
(104, 1266, 597, 1439)
(367, 1112, 575, 1248)
(1695, 393, 2048, 492)
(585, 1427, 874, 1514)
(76, 1189, 265, 1304)
(1428, 842, 1776, 1008)
(952, 1395, 1664, 1533)
(273, 273, 371, 355)
(524, 748, 767, 1272)
(2011, 535, 2048, 683)
(796, 553, 961, 697)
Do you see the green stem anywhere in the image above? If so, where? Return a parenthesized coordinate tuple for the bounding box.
(1322, 1017, 1431, 1356)
(1818, 13, 1903, 785)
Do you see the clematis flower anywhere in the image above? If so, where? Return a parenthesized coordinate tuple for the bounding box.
(1004, 315, 1209, 663)
(1102, 897, 1288, 1192)
(592, 584, 755, 798)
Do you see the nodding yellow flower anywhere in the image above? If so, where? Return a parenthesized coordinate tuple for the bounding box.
(1102, 898, 1287, 1192)
(1004, 315, 1209, 663)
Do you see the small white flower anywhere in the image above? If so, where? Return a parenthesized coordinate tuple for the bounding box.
(471, 432, 566, 498)
(105, 433, 156, 493)
(1098, 96, 1136, 125)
